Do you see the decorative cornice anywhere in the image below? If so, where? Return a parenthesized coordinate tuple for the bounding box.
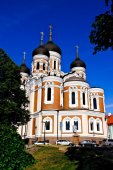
(89, 88, 104, 93)
(64, 81, 90, 88)
(71, 67, 85, 72)
(43, 76, 63, 83)
(49, 51, 61, 59)
(33, 54, 49, 60)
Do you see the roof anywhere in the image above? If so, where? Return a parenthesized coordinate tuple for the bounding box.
(32, 45, 50, 57)
(70, 57, 86, 69)
(45, 41, 62, 55)
(65, 76, 85, 82)
(20, 63, 30, 75)
(106, 115, 113, 125)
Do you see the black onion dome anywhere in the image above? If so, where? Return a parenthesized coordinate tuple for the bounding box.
(32, 45, 50, 57)
(45, 41, 62, 55)
(70, 57, 86, 69)
(20, 63, 30, 75)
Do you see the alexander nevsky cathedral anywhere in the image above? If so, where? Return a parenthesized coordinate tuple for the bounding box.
(18, 26, 107, 144)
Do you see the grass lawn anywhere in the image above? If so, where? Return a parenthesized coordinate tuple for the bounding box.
(26, 145, 78, 170)
(26, 145, 113, 170)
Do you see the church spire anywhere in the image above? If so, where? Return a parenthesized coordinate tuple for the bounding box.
(49, 25, 53, 41)
(75, 45, 79, 59)
(40, 32, 44, 45)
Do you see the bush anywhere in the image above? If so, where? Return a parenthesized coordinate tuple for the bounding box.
(0, 123, 35, 170)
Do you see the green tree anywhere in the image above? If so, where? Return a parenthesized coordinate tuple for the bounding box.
(0, 49, 35, 169)
(0, 48, 30, 126)
(89, 0, 113, 54)
(0, 123, 35, 170)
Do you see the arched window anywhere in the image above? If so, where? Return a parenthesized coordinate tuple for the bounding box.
(54, 60, 56, 69)
(74, 120, 78, 130)
(43, 117, 52, 132)
(72, 117, 81, 132)
(72, 92, 75, 104)
(66, 121, 70, 130)
(97, 122, 100, 131)
(82, 92, 85, 105)
(37, 62, 40, 69)
(43, 63, 45, 70)
(47, 87, 51, 101)
(89, 117, 94, 132)
(93, 98, 97, 109)
(45, 121, 50, 130)
(90, 122, 93, 131)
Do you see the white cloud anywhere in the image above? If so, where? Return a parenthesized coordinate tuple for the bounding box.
(106, 104, 113, 108)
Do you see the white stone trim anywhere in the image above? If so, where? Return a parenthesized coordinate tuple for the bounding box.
(89, 117, 103, 134)
(71, 67, 85, 72)
(62, 117, 71, 132)
(71, 116, 81, 132)
(33, 54, 49, 61)
(64, 81, 90, 88)
(91, 96, 100, 111)
(60, 85, 63, 107)
(80, 87, 88, 109)
(44, 82, 54, 104)
(43, 76, 63, 83)
(69, 87, 78, 108)
(49, 51, 61, 59)
(37, 82, 42, 112)
(89, 88, 104, 93)
(43, 117, 52, 133)
(62, 116, 81, 133)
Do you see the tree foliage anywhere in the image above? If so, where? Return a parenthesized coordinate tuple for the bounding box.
(0, 123, 35, 170)
(89, 0, 113, 54)
(0, 49, 30, 126)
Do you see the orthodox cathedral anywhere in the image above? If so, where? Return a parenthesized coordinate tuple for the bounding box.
(18, 26, 107, 144)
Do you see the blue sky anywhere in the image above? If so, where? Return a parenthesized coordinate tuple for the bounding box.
(0, 0, 113, 114)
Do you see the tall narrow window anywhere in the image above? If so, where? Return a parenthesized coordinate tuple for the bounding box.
(47, 87, 51, 101)
(72, 92, 75, 104)
(93, 98, 97, 109)
(54, 60, 56, 69)
(74, 121, 78, 130)
(45, 121, 50, 130)
(66, 121, 70, 130)
(90, 122, 93, 131)
(83, 92, 85, 105)
(37, 62, 40, 69)
(43, 63, 45, 70)
(97, 123, 100, 131)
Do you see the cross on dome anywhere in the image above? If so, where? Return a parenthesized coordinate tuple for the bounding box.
(40, 32, 44, 45)
(49, 25, 53, 41)
(23, 52, 26, 63)
(75, 45, 79, 59)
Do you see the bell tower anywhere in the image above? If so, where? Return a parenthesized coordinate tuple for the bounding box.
(32, 32, 50, 78)
(45, 25, 62, 77)
(70, 46, 86, 81)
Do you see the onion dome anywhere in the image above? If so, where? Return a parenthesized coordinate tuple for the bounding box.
(32, 32, 50, 57)
(32, 45, 50, 57)
(70, 58, 86, 69)
(45, 25, 62, 55)
(20, 52, 30, 75)
(45, 41, 61, 55)
(20, 63, 30, 75)
(70, 46, 86, 69)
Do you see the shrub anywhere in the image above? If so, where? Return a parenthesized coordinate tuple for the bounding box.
(0, 123, 35, 170)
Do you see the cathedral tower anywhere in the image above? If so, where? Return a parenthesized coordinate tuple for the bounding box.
(45, 25, 62, 77)
(32, 32, 50, 78)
